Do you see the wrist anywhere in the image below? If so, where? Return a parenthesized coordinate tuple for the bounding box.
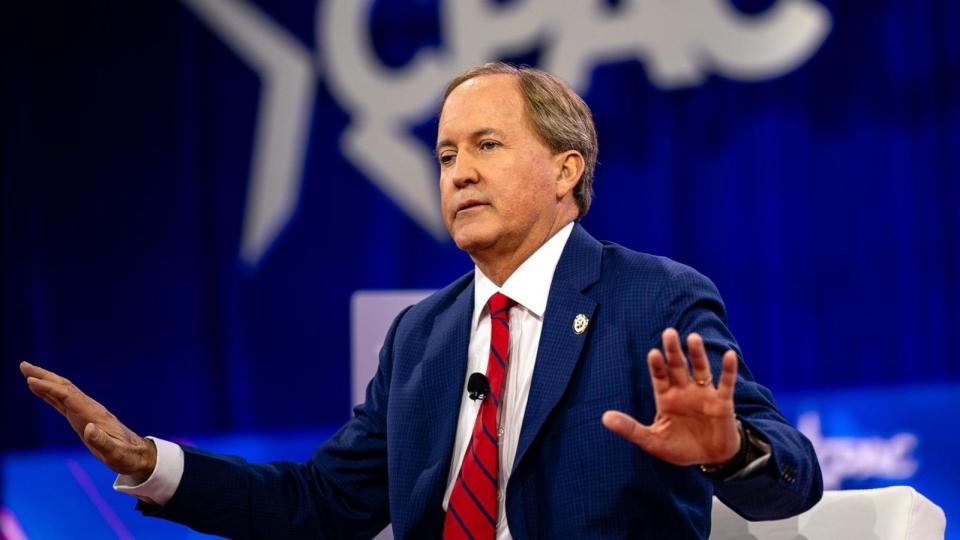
(138, 437, 158, 478)
(700, 420, 749, 479)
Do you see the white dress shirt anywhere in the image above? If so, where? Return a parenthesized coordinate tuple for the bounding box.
(441, 222, 574, 540)
(115, 223, 576, 540)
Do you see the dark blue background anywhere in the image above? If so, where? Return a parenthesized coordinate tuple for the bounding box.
(3, 0, 958, 459)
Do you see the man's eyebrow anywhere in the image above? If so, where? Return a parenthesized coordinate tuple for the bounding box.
(435, 128, 505, 155)
(434, 138, 453, 156)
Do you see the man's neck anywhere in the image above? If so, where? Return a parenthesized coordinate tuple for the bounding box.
(471, 215, 576, 287)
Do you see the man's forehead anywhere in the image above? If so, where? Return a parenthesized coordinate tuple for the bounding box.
(448, 73, 519, 100)
(438, 74, 524, 138)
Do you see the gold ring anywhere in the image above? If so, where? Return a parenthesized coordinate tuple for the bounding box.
(695, 378, 711, 387)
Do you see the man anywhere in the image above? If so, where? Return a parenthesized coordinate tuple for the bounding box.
(21, 63, 822, 539)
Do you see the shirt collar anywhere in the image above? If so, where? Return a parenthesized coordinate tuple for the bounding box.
(473, 222, 575, 329)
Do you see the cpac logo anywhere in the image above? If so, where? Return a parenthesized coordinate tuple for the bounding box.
(181, 0, 832, 265)
(797, 412, 919, 490)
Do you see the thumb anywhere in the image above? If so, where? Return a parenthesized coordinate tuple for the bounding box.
(83, 422, 116, 453)
(602, 410, 653, 447)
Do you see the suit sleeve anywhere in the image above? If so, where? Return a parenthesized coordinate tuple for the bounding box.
(135, 306, 411, 539)
(660, 268, 823, 521)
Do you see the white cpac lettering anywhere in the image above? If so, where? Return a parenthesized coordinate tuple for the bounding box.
(319, 0, 832, 244)
(183, 0, 832, 264)
(182, 0, 316, 265)
(798, 412, 919, 490)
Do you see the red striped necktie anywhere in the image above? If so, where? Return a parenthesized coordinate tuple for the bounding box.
(444, 292, 514, 540)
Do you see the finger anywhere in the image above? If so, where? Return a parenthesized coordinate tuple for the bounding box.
(601, 410, 653, 448)
(716, 350, 739, 401)
(20, 361, 71, 385)
(26, 377, 65, 410)
(686, 333, 713, 387)
(27, 378, 101, 417)
(646, 348, 671, 395)
(37, 392, 68, 416)
(27, 379, 89, 432)
(662, 328, 690, 387)
(26, 377, 71, 402)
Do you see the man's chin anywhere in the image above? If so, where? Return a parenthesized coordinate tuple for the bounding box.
(451, 227, 497, 255)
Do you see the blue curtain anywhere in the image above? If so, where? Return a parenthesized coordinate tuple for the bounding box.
(3, 0, 958, 450)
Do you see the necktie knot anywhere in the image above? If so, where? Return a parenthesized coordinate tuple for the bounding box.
(487, 292, 513, 321)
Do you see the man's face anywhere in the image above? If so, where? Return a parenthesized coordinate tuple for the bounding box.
(436, 74, 563, 257)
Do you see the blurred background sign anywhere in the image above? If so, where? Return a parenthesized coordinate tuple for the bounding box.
(2, 0, 958, 537)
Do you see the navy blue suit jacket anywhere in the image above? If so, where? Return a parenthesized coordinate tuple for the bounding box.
(141, 224, 822, 539)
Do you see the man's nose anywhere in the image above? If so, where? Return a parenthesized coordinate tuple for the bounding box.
(450, 153, 479, 188)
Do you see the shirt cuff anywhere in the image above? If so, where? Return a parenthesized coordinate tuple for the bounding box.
(112, 436, 184, 506)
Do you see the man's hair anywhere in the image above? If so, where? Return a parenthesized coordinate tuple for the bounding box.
(441, 63, 598, 217)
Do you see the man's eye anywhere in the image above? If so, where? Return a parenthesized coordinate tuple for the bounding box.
(439, 154, 455, 166)
(479, 140, 500, 151)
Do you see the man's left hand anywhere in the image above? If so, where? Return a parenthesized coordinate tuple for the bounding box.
(601, 328, 741, 467)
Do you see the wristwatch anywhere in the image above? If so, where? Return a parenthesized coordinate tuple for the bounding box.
(699, 420, 768, 480)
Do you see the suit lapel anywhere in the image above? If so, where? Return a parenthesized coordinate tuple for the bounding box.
(512, 224, 602, 474)
(407, 279, 474, 521)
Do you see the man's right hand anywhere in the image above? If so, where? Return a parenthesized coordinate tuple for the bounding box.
(20, 361, 157, 480)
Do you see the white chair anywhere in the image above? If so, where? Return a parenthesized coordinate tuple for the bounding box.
(710, 486, 946, 540)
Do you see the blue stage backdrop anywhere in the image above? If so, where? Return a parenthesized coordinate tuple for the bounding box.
(2, 0, 959, 527)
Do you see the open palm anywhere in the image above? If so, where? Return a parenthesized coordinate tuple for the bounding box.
(602, 329, 741, 466)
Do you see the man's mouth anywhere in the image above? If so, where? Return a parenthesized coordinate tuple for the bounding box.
(456, 200, 488, 214)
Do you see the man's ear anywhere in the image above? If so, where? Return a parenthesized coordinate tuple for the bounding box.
(555, 150, 585, 199)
